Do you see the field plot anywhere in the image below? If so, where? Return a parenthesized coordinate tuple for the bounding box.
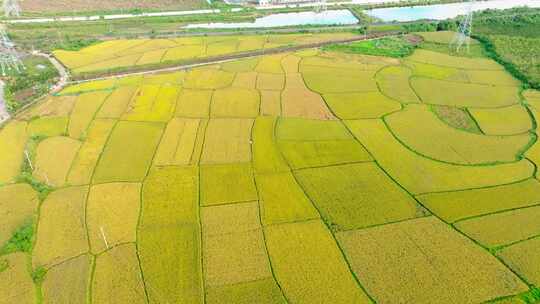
(336, 216, 527, 303)
(2, 32, 540, 303)
(54, 33, 359, 75)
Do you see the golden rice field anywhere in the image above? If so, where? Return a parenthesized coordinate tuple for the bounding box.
(1, 32, 540, 303)
(53, 33, 359, 75)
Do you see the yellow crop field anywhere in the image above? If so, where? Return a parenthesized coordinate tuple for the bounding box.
(385, 104, 532, 164)
(87, 183, 141, 254)
(67, 119, 115, 185)
(411, 77, 520, 107)
(5, 40, 540, 302)
(200, 163, 258, 206)
(416, 179, 540, 222)
(409, 49, 503, 70)
(346, 119, 534, 194)
(206, 278, 286, 304)
(211, 88, 260, 118)
(0, 121, 27, 183)
(497, 238, 540, 286)
(92, 244, 147, 304)
(33, 136, 81, 186)
(469, 105, 533, 135)
(252, 116, 289, 174)
(68, 91, 110, 139)
(42, 254, 90, 304)
(27, 117, 68, 137)
(153, 118, 200, 166)
(265, 220, 372, 303)
(336, 216, 527, 303)
(139, 166, 202, 303)
(232, 72, 257, 89)
(96, 86, 137, 119)
(260, 90, 281, 116)
(123, 84, 178, 122)
(32, 186, 88, 268)
(0, 184, 37, 246)
(278, 140, 372, 169)
(323, 91, 401, 119)
(93, 121, 164, 183)
(256, 172, 319, 225)
(175, 89, 212, 118)
(295, 163, 421, 230)
(376, 66, 420, 104)
(201, 118, 253, 164)
(281, 73, 335, 119)
(455, 205, 540, 248)
(0, 253, 35, 303)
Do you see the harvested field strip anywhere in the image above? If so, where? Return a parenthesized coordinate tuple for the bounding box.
(67, 119, 116, 185)
(0, 184, 38, 247)
(175, 89, 213, 118)
(123, 84, 179, 122)
(96, 86, 138, 119)
(323, 91, 402, 119)
(345, 119, 535, 194)
(205, 278, 286, 304)
(252, 117, 289, 174)
(27, 117, 68, 138)
(211, 88, 260, 118)
(256, 172, 319, 226)
(87, 183, 141, 254)
(153, 118, 200, 166)
(33, 136, 81, 186)
(497, 238, 540, 286)
(32, 186, 88, 268)
(0, 253, 35, 303)
(200, 163, 258, 206)
(200, 119, 253, 164)
(139, 166, 202, 303)
(469, 105, 534, 136)
(295, 163, 423, 231)
(93, 121, 164, 183)
(276, 118, 351, 142)
(336, 216, 528, 304)
(411, 77, 520, 108)
(281, 73, 335, 120)
(202, 203, 272, 287)
(68, 91, 110, 139)
(42, 254, 90, 304)
(408, 49, 503, 70)
(265, 220, 371, 303)
(455, 205, 540, 248)
(376, 65, 420, 104)
(260, 90, 281, 116)
(232, 72, 257, 90)
(278, 140, 372, 169)
(385, 104, 533, 165)
(0, 121, 27, 184)
(92, 244, 147, 304)
(416, 179, 540, 223)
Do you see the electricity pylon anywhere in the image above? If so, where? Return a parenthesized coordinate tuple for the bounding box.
(3, 0, 21, 18)
(451, 0, 475, 53)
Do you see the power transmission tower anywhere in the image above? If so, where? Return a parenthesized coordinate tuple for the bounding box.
(451, 0, 475, 53)
(0, 27, 24, 76)
(3, 0, 21, 18)
(314, 0, 327, 14)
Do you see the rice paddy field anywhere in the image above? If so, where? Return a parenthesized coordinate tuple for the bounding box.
(1, 31, 540, 303)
